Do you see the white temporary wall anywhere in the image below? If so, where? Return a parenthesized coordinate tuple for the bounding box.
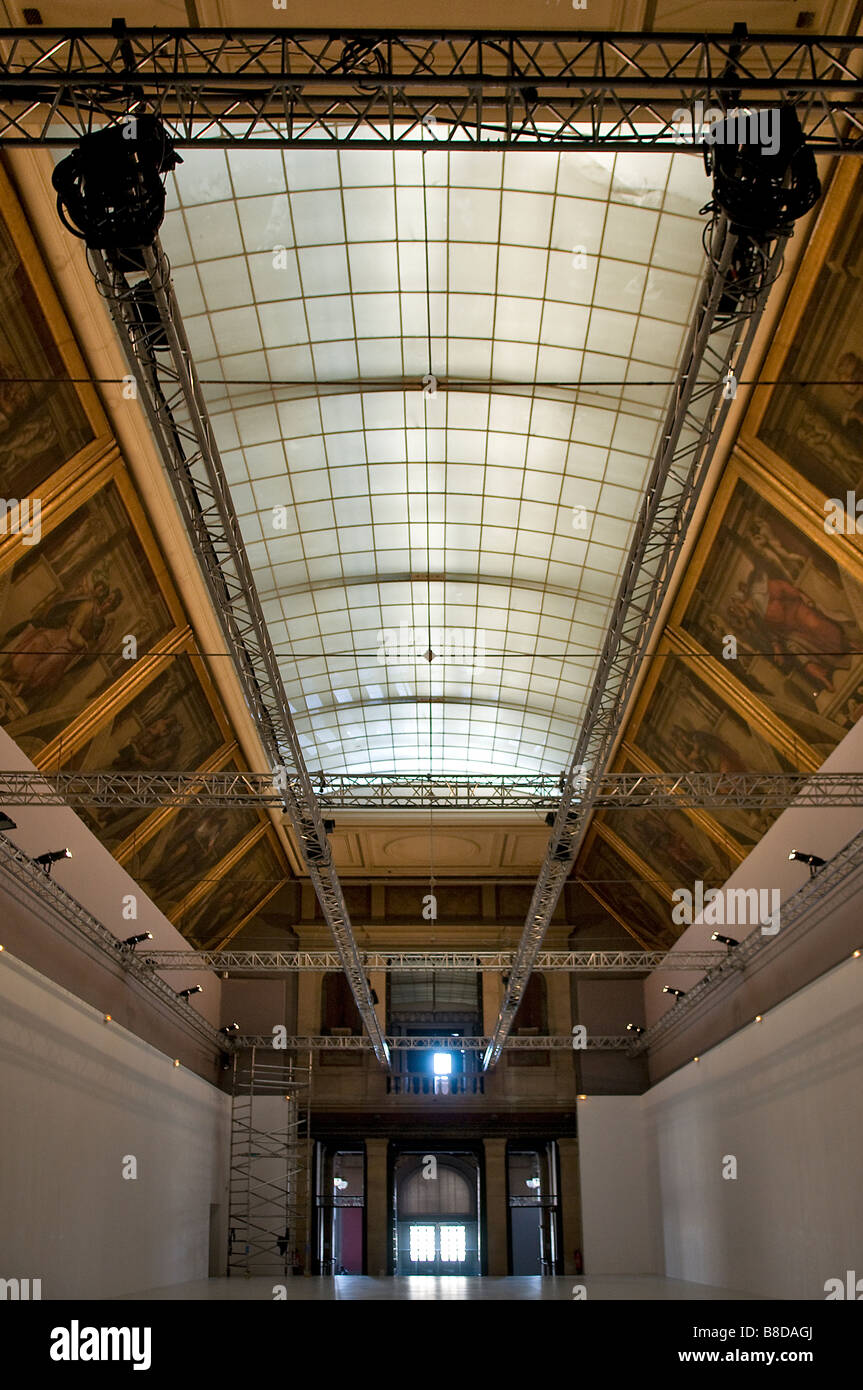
(643, 953, 863, 1299)
(577, 1095, 661, 1274)
(0, 952, 231, 1299)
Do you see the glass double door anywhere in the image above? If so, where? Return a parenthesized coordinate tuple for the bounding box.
(406, 1221, 471, 1274)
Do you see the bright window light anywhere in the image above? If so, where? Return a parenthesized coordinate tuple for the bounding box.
(432, 1051, 453, 1075)
(439, 1225, 466, 1263)
(409, 1225, 436, 1262)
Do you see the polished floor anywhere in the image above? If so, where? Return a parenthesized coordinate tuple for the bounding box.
(117, 1274, 763, 1301)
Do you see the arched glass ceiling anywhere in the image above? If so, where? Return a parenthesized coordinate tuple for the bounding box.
(161, 139, 711, 774)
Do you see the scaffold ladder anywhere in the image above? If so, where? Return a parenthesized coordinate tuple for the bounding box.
(228, 1046, 313, 1277)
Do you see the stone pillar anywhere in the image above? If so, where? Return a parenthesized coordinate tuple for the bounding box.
(296, 970, 323, 1036)
(557, 1137, 583, 1276)
(483, 1137, 508, 1275)
(365, 1138, 390, 1276)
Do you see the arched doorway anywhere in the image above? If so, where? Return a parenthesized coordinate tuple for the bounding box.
(394, 1153, 480, 1275)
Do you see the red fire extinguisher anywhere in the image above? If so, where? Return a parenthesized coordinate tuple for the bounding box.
(574, 1248, 583, 1275)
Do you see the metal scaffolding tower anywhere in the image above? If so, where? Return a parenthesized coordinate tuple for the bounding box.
(0, 26, 861, 149)
(228, 1046, 313, 1279)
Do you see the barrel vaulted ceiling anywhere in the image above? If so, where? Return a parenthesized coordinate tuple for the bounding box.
(161, 139, 711, 774)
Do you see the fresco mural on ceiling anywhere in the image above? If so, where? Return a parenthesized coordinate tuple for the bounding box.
(128, 795, 262, 925)
(0, 197, 94, 501)
(758, 164, 863, 505)
(678, 475, 863, 758)
(631, 661, 797, 850)
(0, 480, 175, 758)
(601, 798, 740, 896)
(180, 831, 286, 950)
(577, 833, 672, 949)
(59, 657, 228, 850)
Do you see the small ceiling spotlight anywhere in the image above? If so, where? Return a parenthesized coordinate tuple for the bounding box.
(173, 1058, 180, 1067)
(219, 1022, 240, 1034)
(755, 1014, 763, 1023)
(177, 985, 202, 1000)
(34, 848, 71, 875)
(853, 950, 861, 959)
(626, 1023, 644, 1034)
(788, 850, 826, 879)
(711, 933, 739, 947)
(0, 813, 17, 832)
(121, 932, 153, 949)
(663, 986, 686, 998)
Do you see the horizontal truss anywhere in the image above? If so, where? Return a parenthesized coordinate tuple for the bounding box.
(3, 769, 863, 810)
(0, 28, 861, 149)
(236, 1033, 632, 1051)
(145, 949, 726, 972)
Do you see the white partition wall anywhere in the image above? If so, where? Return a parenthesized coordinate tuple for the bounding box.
(0, 953, 231, 1300)
(577, 1095, 662, 1275)
(642, 955, 863, 1300)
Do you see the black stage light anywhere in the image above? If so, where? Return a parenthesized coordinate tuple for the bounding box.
(178, 985, 202, 1000)
(705, 104, 821, 239)
(121, 932, 153, 949)
(662, 986, 686, 999)
(626, 1024, 644, 1034)
(219, 1023, 240, 1034)
(788, 850, 826, 879)
(711, 933, 739, 947)
(34, 848, 71, 875)
(52, 115, 181, 252)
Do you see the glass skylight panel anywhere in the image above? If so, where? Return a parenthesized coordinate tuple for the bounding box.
(164, 137, 710, 774)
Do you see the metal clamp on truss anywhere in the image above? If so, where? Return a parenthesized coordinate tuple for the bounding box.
(50, 119, 389, 1068)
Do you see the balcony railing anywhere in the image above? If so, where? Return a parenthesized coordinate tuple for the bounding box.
(386, 1074, 485, 1096)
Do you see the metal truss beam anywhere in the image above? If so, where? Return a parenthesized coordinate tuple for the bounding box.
(0, 834, 225, 1054)
(484, 217, 788, 1069)
(4, 769, 863, 811)
(86, 240, 388, 1068)
(145, 949, 726, 973)
(0, 28, 861, 150)
(630, 825, 863, 1055)
(236, 1034, 631, 1051)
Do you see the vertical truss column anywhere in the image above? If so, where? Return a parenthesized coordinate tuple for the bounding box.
(484, 217, 788, 1068)
(228, 1046, 313, 1277)
(87, 240, 388, 1067)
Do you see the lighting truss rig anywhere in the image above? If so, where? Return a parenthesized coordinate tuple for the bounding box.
(2, 770, 863, 811)
(49, 121, 388, 1068)
(0, 26, 862, 149)
(144, 949, 727, 973)
(485, 127, 821, 1066)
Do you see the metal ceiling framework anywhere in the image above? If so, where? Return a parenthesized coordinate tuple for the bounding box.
(483, 219, 788, 1069)
(8, 29, 848, 1071)
(234, 1033, 631, 1051)
(142, 949, 727, 972)
(3, 769, 863, 810)
(86, 238, 388, 1069)
(0, 27, 861, 150)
